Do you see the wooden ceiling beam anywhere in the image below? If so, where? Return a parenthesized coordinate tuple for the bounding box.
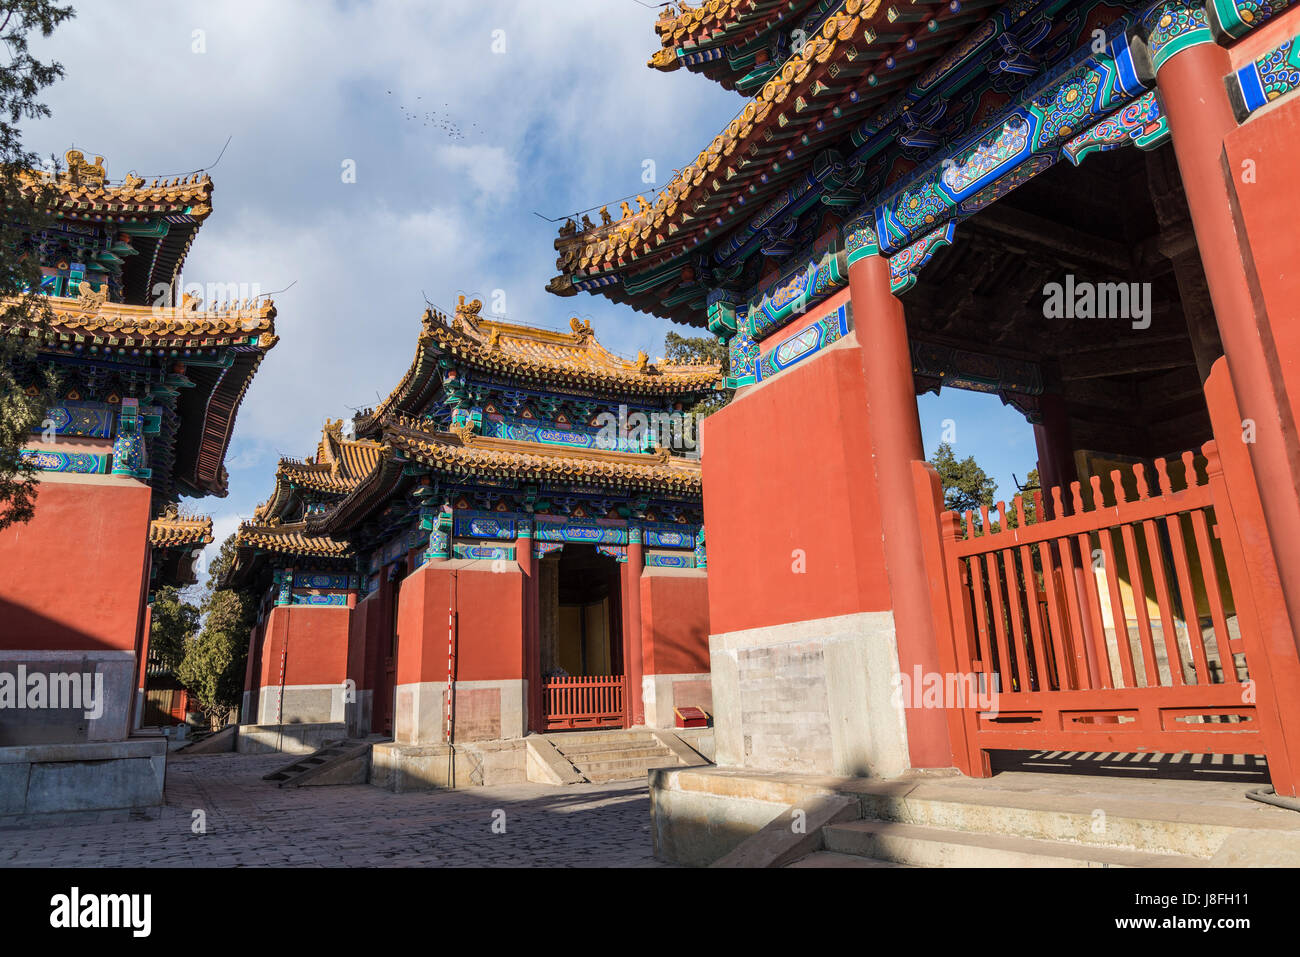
(964, 203, 1135, 274)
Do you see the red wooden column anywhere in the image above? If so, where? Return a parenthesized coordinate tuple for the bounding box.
(623, 527, 646, 727)
(133, 603, 153, 730)
(515, 521, 541, 733)
(1152, 13, 1300, 652)
(845, 220, 952, 768)
(1033, 393, 1076, 514)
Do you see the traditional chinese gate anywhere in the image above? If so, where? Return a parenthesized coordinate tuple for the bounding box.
(934, 440, 1272, 769)
(542, 675, 626, 730)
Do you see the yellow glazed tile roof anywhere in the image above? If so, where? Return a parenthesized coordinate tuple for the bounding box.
(384, 414, 703, 496)
(2, 290, 278, 350)
(149, 508, 214, 548)
(557, 0, 880, 276)
(25, 150, 213, 220)
(432, 297, 719, 386)
(235, 520, 352, 557)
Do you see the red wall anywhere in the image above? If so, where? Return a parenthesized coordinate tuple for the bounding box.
(0, 476, 152, 651)
(701, 336, 891, 635)
(349, 590, 382, 692)
(640, 570, 710, 675)
(395, 562, 525, 686)
(257, 604, 351, 687)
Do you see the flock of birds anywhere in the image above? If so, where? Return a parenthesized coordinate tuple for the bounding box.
(387, 91, 478, 141)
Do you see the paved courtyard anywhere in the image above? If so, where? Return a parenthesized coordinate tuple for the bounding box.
(0, 753, 668, 867)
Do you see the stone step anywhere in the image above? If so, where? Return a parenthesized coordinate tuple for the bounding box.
(786, 851, 912, 868)
(564, 746, 674, 764)
(575, 754, 680, 776)
(561, 740, 665, 756)
(856, 784, 1241, 859)
(261, 739, 373, 787)
(822, 820, 1205, 868)
(585, 768, 674, 784)
(545, 732, 659, 751)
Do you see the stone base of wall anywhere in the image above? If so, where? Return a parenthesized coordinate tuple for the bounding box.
(394, 679, 526, 745)
(643, 672, 713, 728)
(708, 611, 910, 777)
(255, 683, 348, 726)
(370, 738, 526, 790)
(674, 727, 715, 763)
(348, 689, 373, 738)
(236, 722, 349, 754)
(648, 765, 833, 866)
(0, 739, 166, 820)
(0, 650, 137, 746)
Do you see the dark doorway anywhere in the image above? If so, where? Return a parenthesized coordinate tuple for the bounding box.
(374, 565, 405, 737)
(539, 544, 625, 730)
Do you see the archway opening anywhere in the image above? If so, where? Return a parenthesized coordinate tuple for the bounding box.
(539, 544, 625, 730)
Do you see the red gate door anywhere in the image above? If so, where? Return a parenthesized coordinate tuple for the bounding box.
(937, 443, 1267, 767)
(542, 675, 625, 730)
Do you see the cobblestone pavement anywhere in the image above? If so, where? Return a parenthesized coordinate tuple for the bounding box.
(0, 753, 669, 867)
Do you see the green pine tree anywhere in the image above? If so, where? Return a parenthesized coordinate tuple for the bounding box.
(929, 441, 998, 515)
(149, 585, 200, 672)
(0, 1, 76, 531)
(177, 534, 255, 725)
(664, 330, 730, 416)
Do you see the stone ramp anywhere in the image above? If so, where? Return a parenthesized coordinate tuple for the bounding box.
(651, 765, 1300, 867)
(545, 729, 708, 784)
(261, 736, 384, 788)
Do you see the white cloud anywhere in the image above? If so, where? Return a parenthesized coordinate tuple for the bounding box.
(436, 144, 519, 203)
(28, 1, 741, 537)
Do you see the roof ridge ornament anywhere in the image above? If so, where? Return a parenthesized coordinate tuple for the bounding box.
(63, 149, 106, 187)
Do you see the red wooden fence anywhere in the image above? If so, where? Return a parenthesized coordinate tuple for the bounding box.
(937, 443, 1263, 760)
(543, 675, 626, 730)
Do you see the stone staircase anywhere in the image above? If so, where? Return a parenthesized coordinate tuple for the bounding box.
(783, 781, 1247, 867)
(788, 819, 1201, 867)
(665, 768, 1300, 868)
(261, 737, 380, 787)
(547, 730, 706, 784)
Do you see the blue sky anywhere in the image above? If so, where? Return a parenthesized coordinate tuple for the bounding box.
(29, 1, 1039, 574)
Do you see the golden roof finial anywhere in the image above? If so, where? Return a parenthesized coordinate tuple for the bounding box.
(456, 294, 482, 317)
(63, 149, 106, 187)
(75, 281, 108, 309)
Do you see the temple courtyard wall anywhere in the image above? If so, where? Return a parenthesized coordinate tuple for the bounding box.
(240, 555, 712, 747)
(0, 475, 163, 816)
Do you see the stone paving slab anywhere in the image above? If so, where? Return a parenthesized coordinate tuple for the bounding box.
(0, 753, 669, 868)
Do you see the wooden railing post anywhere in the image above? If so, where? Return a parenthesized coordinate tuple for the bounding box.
(1202, 428, 1300, 796)
(915, 461, 987, 777)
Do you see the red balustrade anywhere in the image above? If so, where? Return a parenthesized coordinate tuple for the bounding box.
(935, 443, 1264, 760)
(543, 675, 626, 730)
